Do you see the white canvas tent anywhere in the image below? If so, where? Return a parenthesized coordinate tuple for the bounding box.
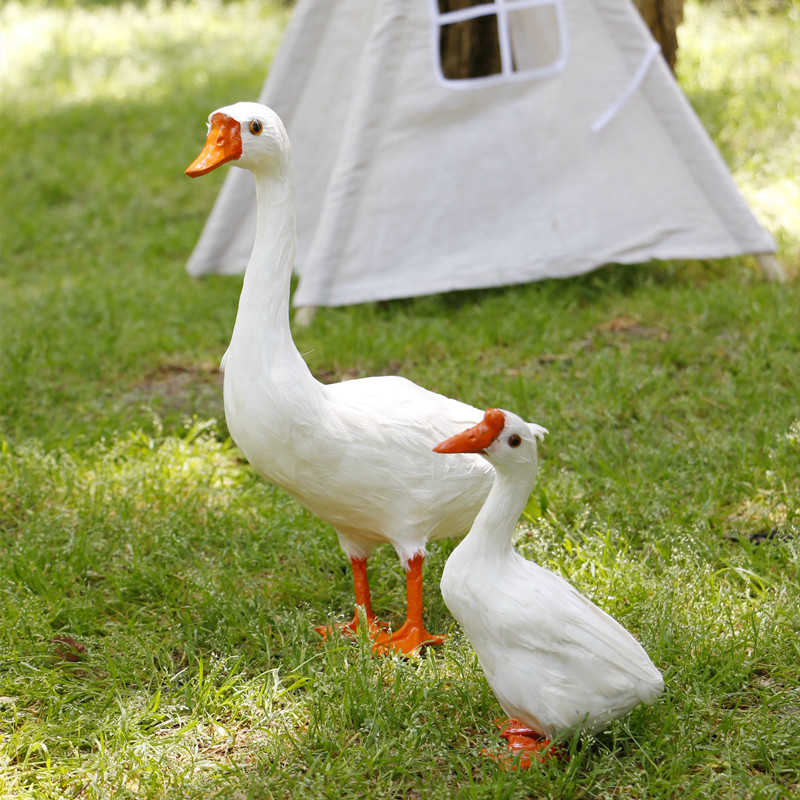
(186, 0, 779, 307)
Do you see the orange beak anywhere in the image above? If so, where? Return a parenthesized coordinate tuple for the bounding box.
(433, 409, 505, 454)
(185, 113, 243, 177)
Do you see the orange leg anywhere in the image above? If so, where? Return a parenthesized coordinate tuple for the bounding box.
(497, 718, 538, 739)
(481, 718, 558, 768)
(315, 557, 390, 643)
(383, 553, 444, 656)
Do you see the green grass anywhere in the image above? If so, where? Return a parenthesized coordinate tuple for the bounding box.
(1, 1, 799, 797)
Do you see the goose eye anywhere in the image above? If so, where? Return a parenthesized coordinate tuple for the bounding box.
(508, 434, 522, 448)
(249, 120, 263, 135)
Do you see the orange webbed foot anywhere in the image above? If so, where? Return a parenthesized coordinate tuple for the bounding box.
(372, 620, 444, 657)
(315, 611, 390, 644)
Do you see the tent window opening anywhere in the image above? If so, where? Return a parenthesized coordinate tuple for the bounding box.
(432, 0, 568, 88)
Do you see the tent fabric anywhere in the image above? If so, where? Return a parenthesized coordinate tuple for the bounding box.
(185, 0, 775, 307)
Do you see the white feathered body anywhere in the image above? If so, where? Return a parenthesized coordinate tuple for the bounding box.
(439, 412, 663, 738)
(224, 340, 494, 564)
(441, 543, 663, 737)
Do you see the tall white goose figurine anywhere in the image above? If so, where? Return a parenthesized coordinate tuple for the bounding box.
(185, 102, 538, 654)
(435, 409, 663, 763)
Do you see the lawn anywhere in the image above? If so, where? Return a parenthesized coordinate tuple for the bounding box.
(1, 1, 799, 798)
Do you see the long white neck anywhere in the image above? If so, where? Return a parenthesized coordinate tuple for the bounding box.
(459, 460, 537, 563)
(227, 159, 315, 381)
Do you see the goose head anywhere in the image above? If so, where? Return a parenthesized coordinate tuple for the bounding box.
(434, 408, 544, 473)
(185, 102, 290, 178)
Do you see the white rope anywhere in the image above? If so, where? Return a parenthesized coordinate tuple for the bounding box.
(591, 41, 660, 133)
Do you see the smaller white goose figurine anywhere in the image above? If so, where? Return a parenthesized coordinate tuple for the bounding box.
(434, 409, 663, 763)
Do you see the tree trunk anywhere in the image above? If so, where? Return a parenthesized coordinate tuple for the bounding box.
(439, 2, 502, 80)
(633, 0, 684, 71)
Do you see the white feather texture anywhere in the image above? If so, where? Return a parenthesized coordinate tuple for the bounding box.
(439, 410, 663, 738)
(188, 103, 542, 644)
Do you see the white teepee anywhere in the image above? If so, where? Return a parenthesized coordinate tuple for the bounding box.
(186, 0, 778, 307)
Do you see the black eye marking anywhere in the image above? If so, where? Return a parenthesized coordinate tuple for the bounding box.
(508, 434, 522, 448)
(249, 120, 263, 135)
